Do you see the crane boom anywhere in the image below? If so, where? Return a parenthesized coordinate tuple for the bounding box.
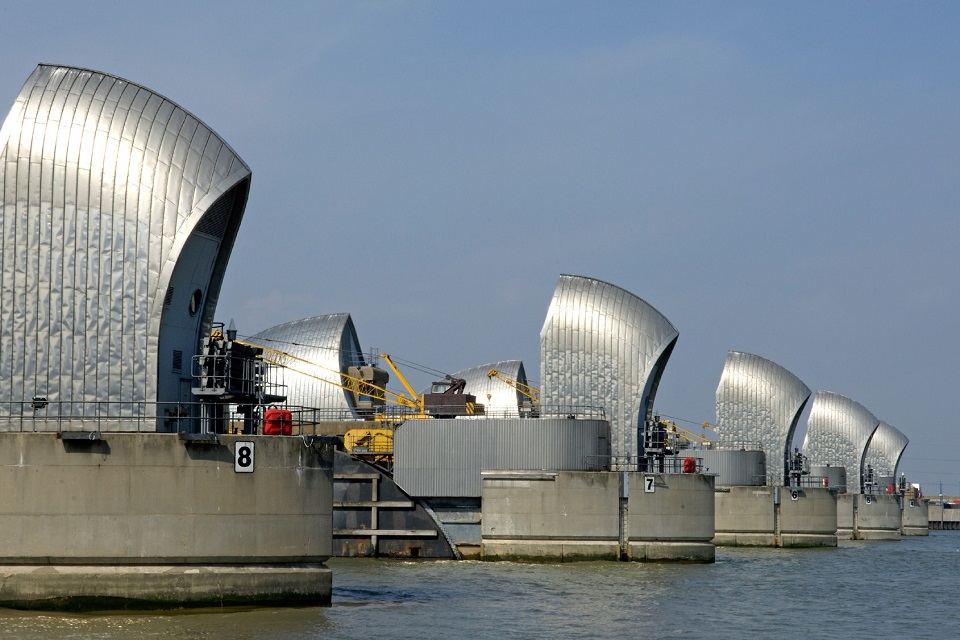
(658, 418, 713, 445)
(377, 353, 424, 411)
(486, 368, 541, 404)
(236, 340, 420, 411)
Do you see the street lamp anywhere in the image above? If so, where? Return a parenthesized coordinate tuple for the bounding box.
(940, 481, 944, 530)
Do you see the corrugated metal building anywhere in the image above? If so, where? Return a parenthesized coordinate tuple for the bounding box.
(802, 391, 880, 494)
(863, 421, 908, 488)
(249, 313, 366, 417)
(448, 360, 531, 417)
(715, 351, 811, 486)
(540, 274, 678, 468)
(0, 65, 250, 426)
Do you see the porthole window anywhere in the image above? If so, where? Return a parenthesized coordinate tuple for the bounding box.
(189, 289, 203, 316)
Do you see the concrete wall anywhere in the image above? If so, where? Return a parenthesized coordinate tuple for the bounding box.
(901, 497, 929, 536)
(481, 471, 620, 562)
(780, 488, 838, 547)
(480, 471, 715, 563)
(857, 495, 902, 540)
(714, 487, 837, 547)
(0, 432, 334, 610)
(927, 503, 960, 530)
(627, 473, 715, 562)
(837, 494, 901, 541)
(715, 487, 775, 545)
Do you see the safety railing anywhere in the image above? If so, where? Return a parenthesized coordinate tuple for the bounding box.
(0, 400, 204, 433)
(2, 400, 611, 435)
(585, 454, 704, 474)
(791, 474, 842, 490)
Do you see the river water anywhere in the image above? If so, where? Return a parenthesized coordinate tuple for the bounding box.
(2, 533, 957, 639)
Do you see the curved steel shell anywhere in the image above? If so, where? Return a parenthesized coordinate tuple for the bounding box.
(864, 421, 908, 481)
(249, 314, 365, 416)
(802, 391, 880, 494)
(0, 65, 250, 423)
(540, 274, 678, 464)
(715, 351, 811, 485)
(449, 360, 529, 417)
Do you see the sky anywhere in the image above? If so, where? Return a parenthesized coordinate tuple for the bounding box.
(2, 2, 958, 492)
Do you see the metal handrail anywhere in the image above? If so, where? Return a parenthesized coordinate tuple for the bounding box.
(1, 400, 610, 434)
(584, 454, 705, 474)
(1, 400, 199, 433)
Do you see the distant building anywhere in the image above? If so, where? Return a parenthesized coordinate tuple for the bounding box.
(248, 313, 367, 417)
(448, 360, 531, 417)
(0, 64, 250, 427)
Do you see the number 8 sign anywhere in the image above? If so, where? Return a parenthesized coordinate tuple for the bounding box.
(235, 441, 255, 473)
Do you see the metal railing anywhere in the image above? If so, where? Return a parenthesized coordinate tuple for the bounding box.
(584, 454, 705, 474)
(2, 399, 610, 435)
(791, 474, 842, 490)
(0, 400, 205, 433)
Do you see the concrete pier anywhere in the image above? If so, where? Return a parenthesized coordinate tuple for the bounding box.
(0, 432, 334, 610)
(837, 494, 901, 540)
(480, 470, 714, 563)
(714, 486, 837, 548)
(924, 502, 958, 530)
(901, 496, 929, 536)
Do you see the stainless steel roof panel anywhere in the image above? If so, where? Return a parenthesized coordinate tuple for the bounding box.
(443, 360, 529, 417)
(1, 64, 250, 424)
(249, 313, 366, 416)
(864, 421, 908, 481)
(802, 390, 880, 494)
(540, 274, 678, 466)
(715, 351, 811, 485)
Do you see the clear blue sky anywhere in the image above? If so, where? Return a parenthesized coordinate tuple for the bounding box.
(2, 2, 958, 492)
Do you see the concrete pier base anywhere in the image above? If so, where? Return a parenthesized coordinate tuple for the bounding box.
(0, 564, 332, 611)
(480, 470, 715, 563)
(901, 496, 929, 536)
(482, 539, 619, 563)
(837, 493, 901, 540)
(0, 431, 334, 610)
(714, 486, 837, 548)
(627, 472, 715, 562)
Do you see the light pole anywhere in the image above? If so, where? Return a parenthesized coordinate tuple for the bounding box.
(940, 481, 944, 530)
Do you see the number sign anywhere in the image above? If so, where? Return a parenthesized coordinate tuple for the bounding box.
(235, 441, 255, 473)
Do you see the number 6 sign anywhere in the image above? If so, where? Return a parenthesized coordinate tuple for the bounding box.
(235, 441, 255, 473)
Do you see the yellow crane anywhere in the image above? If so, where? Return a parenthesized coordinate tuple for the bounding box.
(486, 368, 541, 404)
(377, 353, 424, 412)
(657, 417, 714, 447)
(233, 341, 420, 466)
(236, 340, 421, 413)
(236, 341, 483, 419)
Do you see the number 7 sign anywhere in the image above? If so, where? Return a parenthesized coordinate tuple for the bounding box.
(644, 475, 655, 493)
